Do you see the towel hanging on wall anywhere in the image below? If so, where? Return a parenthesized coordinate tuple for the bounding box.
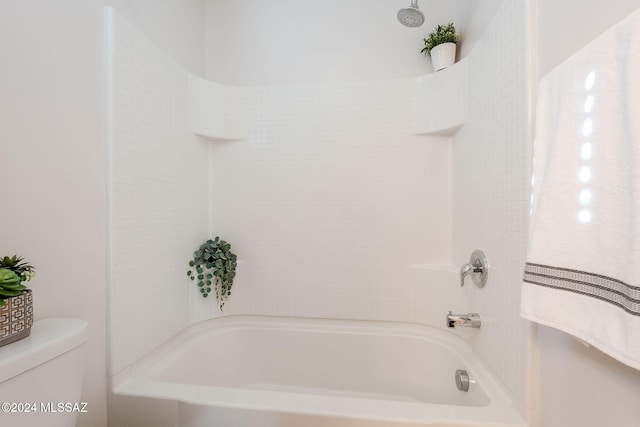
(521, 8, 640, 370)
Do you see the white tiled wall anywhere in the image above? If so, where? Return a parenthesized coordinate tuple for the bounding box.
(107, 8, 209, 375)
(452, 0, 532, 404)
(200, 77, 459, 324)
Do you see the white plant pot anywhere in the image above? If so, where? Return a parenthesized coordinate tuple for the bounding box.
(430, 42, 457, 71)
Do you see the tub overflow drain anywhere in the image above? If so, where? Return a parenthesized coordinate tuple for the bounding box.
(455, 369, 470, 392)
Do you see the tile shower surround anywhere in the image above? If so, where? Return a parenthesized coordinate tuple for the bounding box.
(453, 0, 532, 406)
(107, 8, 209, 375)
(108, 0, 532, 412)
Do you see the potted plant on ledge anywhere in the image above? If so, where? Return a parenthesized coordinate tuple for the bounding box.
(421, 22, 460, 71)
(0, 255, 35, 347)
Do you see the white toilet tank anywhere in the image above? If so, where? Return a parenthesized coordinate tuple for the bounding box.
(0, 318, 88, 427)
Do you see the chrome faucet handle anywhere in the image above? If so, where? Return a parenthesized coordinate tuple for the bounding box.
(459, 250, 489, 288)
(459, 263, 474, 286)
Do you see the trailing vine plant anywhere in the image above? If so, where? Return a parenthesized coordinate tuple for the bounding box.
(187, 237, 237, 311)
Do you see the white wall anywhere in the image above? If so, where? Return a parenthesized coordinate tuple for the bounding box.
(204, 0, 455, 85)
(537, 0, 640, 77)
(535, 2, 640, 426)
(0, 2, 106, 426)
(0, 1, 205, 426)
(452, 0, 532, 411)
(105, 0, 206, 76)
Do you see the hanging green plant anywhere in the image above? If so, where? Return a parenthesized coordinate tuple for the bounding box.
(187, 237, 237, 311)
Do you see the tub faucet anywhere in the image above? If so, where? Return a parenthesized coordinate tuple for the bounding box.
(446, 311, 481, 328)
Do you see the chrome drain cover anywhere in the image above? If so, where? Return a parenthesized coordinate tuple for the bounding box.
(455, 369, 470, 392)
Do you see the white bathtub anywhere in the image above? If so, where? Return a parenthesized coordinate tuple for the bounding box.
(112, 316, 526, 427)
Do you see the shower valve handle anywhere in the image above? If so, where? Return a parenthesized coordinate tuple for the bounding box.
(459, 250, 489, 288)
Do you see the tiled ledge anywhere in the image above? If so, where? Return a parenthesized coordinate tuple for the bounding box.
(412, 58, 467, 136)
(188, 58, 468, 140)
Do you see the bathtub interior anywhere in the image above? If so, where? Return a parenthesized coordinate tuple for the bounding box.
(114, 316, 526, 426)
(150, 323, 490, 407)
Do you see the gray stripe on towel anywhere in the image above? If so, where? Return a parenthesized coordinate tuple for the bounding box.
(523, 262, 640, 316)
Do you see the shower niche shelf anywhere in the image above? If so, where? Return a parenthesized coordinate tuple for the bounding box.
(412, 58, 467, 136)
(414, 124, 463, 137)
(193, 133, 244, 142)
(189, 74, 247, 141)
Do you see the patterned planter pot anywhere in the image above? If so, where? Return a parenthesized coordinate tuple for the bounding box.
(0, 290, 33, 347)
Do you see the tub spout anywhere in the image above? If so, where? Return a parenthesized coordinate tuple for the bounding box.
(447, 311, 481, 328)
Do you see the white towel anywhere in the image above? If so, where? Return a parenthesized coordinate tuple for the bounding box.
(521, 8, 640, 370)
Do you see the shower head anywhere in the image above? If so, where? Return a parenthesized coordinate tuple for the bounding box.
(397, 0, 425, 28)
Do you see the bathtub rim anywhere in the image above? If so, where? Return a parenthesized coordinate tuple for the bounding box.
(111, 315, 527, 426)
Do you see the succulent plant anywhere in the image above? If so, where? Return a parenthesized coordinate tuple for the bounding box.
(421, 22, 460, 55)
(0, 268, 27, 307)
(0, 255, 36, 283)
(0, 255, 35, 307)
(187, 237, 237, 311)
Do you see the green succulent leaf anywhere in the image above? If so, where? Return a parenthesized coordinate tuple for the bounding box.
(0, 255, 35, 287)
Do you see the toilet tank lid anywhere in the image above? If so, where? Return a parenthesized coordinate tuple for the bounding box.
(0, 318, 88, 384)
